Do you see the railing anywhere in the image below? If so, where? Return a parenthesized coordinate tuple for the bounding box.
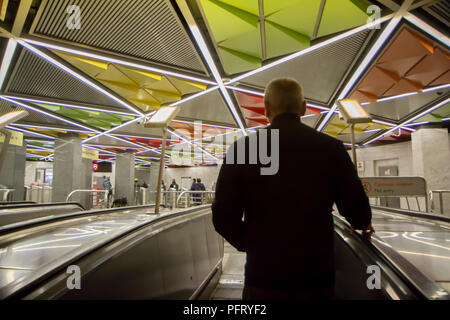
(25, 185, 52, 203)
(429, 190, 450, 215)
(0, 189, 14, 201)
(136, 189, 215, 209)
(66, 189, 109, 209)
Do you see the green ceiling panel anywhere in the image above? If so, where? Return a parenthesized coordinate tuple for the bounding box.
(218, 46, 261, 75)
(265, 20, 310, 59)
(317, 0, 369, 38)
(200, 0, 371, 74)
(36, 103, 134, 131)
(264, 0, 321, 37)
(200, 0, 258, 43)
(220, 0, 259, 15)
(413, 102, 450, 123)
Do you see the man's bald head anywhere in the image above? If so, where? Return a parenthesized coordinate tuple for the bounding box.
(264, 78, 306, 122)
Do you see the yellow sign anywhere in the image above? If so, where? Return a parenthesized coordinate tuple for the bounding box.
(82, 147, 99, 160)
(0, 129, 23, 146)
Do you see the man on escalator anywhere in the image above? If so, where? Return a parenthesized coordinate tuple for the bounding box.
(212, 78, 374, 300)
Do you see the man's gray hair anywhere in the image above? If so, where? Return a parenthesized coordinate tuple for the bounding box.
(264, 78, 304, 114)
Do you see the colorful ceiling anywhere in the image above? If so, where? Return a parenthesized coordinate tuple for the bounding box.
(199, 0, 371, 74)
(53, 50, 208, 112)
(323, 113, 390, 138)
(350, 27, 450, 103)
(234, 91, 326, 127)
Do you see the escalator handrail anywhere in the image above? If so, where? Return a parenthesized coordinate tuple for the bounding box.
(333, 213, 449, 300)
(0, 205, 211, 299)
(0, 204, 154, 235)
(0, 202, 85, 210)
(371, 205, 450, 223)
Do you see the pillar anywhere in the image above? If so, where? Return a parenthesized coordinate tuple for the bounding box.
(114, 151, 135, 206)
(53, 134, 92, 209)
(147, 161, 166, 202)
(0, 143, 26, 201)
(412, 128, 450, 214)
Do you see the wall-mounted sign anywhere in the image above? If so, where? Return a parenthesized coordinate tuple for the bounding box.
(92, 163, 98, 171)
(357, 161, 364, 172)
(360, 177, 427, 197)
(0, 129, 23, 146)
(82, 147, 99, 160)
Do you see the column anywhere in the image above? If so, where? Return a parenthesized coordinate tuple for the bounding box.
(53, 134, 92, 209)
(0, 144, 26, 201)
(114, 151, 135, 206)
(412, 128, 450, 214)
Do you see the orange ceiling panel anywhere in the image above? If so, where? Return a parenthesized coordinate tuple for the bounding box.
(430, 70, 450, 86)
(350, 27, 450, 102)
(405, 48, 450, 86)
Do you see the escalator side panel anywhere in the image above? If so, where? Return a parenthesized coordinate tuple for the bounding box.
(22, 209, 222, 300)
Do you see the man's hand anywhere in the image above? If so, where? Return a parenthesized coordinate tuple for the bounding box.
(350, 223, 375, 236)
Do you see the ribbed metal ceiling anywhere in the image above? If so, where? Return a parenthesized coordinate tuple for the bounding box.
(422, 0, 450, 27)
(5, 49, 126, 108)
(31, 0, 206, 74)
(239, 29, 373, 105)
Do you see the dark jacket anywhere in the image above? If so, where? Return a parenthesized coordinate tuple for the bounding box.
(212, 113, 371, 290)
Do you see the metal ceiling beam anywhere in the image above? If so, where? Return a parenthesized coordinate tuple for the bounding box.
(403, 12, 450, 47)
(16, 40, 146, 117)
(2, 94, 137, 117)
(21, 36, 217, 85)
(227, 13, 395, 85)
(176, 0, 247, 135)
(316, 0, 415, 132)
(11, 0, 33, 36)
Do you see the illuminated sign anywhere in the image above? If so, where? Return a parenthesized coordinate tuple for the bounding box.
(92, 163, 98, 171)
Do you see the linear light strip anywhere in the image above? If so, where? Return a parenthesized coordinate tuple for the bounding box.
(22, 38, 217, 85)
(3, 95, 137, 117)
(3, 96, 160, 154)
(0, 39, 17, 90)
(364, 98, 450, 145)
(81, 115, 145, 143)
(317, 11, 405, 132)
(82, 145, 117, 155)
(404, 12, 450, 48)
(83, 85, 216, 144)
(169, 86, 218, 106)
(227, 14, 395, 85)
(17, 40, 145, 117)
(26, 145, 53, 152)
(167, 128, 218, 161)
(13, 129, 55, 139)
(176, 1, 246, 134)
(1, 96, 102, 133)
(9, 123, 91, 133)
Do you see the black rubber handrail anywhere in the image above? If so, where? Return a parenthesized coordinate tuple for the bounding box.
(371, 205, 450, 223)
(333, 213, 449, 300)
(0, 202, 85, 210)
(0, 204, 155, 235)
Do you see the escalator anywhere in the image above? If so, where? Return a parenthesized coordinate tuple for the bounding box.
(0, 203, 448, 300)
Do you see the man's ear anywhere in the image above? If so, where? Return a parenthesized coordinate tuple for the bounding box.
(300, 100, 307, 116)
(264, 101, 271, 120)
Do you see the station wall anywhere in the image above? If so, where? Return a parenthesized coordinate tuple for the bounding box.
(164, 165, 221, 190)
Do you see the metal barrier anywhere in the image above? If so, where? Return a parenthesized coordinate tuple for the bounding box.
(0, 189, 14, 201)
(25, 186, 52, 203)
(361, 177, 428, 213)
(429, 190, 450, 215)
(136, 189, 215, 209)
(66, 189, 109, 209)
